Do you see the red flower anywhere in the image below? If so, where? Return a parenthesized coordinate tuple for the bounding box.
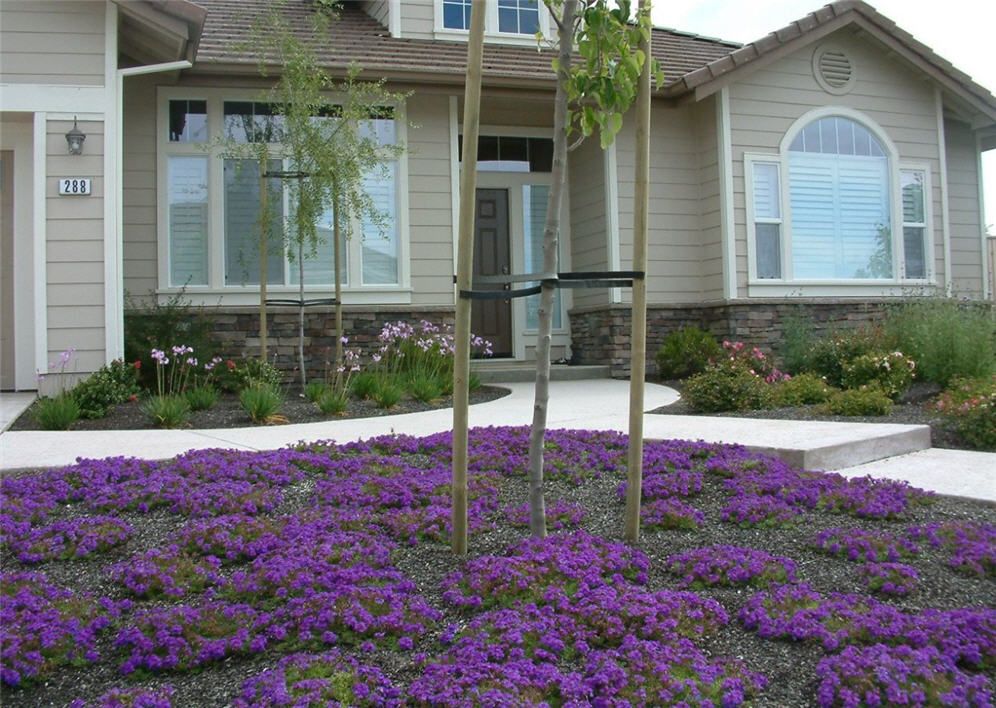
(226, 359, 236, 369)
(128, 394, 138, 403)
(133, 360, 141, 369)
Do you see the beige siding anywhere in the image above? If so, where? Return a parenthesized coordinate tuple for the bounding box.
(567, 137, 608, 310)
(122, 75, 159, 303)
(361, 0, 391, 30)
(46, 118, 105, 372)
(407, 94, 455, 305)
(0, 0, 105, 85)
(401, 0, 434, 40)
(694, 96, 724, 302)
(616, 102, 705, 304)
(728, 29, 942, 292)
(945, 120, 984, 297)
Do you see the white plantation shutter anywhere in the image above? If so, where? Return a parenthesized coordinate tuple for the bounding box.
(224, 159, 284, 285)
(167, 157, 209, 286)
(524, 184, 559, 329)
(789, 151, 890, 279)
(751, 162, 782, 279)
(361, 161, 399, 285)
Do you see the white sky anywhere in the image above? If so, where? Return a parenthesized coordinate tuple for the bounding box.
(651, 0, 996, 233)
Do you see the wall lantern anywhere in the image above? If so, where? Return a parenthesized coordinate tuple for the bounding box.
(65, 117, 86, 155)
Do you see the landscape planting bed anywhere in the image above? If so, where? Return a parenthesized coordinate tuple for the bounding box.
(1, 427, 993, 706)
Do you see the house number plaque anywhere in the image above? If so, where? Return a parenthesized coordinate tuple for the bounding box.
(58, 178, 91, 195)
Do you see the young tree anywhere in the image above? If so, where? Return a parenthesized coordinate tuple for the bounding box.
(526, 0, 659, 537)
(223, 2, 406, 387)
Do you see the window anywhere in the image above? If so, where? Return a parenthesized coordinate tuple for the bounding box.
(750, 161, 782, 279)
(160, 93, 405, 295)
(167, 156, 208, 285)
(442, 0, 472, 29)
(747, 113, 934, 287)
(437, 0, 547, 38)
(901, 169, 927, 279)
(498, 0, 539, 34)
(522, 184, 561, 329)
(459, 135, 553, 172)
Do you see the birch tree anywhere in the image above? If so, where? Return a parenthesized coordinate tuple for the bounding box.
(528, 0, 659, 537)
(225, 2, 406, 385)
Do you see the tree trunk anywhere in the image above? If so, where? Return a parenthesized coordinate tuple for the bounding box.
(527, 0, 577, 539)
(259, 159, 269, 361)
(333, 186, 343, 374)
(451, 0, 486, 556)
(298, 236, 306, 392)
(625, 0, 652, 543)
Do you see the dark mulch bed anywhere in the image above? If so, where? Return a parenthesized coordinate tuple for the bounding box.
(650, 380, 982, 452)
(8, 386, 510, 432)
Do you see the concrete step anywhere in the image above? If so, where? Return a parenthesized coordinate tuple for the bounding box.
(643, 414, 932, 471)
(471, 362, 611, 383)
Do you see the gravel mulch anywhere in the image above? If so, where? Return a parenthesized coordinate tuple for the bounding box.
(1, 432, 994, 707)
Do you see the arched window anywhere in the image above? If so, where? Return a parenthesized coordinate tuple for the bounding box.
(787, 116, 891, 279)
(746, 112, 930, 284)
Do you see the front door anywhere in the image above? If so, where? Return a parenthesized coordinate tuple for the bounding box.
(472, 188, 512, 357)
(0, 151, 13, 390)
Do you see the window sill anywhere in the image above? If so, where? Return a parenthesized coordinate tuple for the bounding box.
(154, 287, 413, 307)
(747, 281, 938, 298)
(432, 28, 548, 45)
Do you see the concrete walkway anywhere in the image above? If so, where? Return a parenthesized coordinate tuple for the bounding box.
(1, 381, 993, 502)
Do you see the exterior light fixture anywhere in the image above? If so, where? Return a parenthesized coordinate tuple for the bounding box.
(65, 117, 86, 155)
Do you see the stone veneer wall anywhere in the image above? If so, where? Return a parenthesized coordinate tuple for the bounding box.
(569, 299, 901, 378)
(129, 305, 455, 383)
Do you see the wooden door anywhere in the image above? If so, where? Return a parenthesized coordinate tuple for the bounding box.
(1, 151, 13, 390)
(472, 188, 512, 357)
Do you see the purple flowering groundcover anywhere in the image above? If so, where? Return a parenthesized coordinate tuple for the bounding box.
(1, 426, 993, 707)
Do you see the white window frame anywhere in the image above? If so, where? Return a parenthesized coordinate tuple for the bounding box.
(745, 107, 939, 297)
(433, 0, 553, 44)
(156, 87, 411, 306)
(897, 163, 934, 282)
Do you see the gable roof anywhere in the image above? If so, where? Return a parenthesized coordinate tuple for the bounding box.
(190, 0, 995, 127)
(666, 0, 996, 126)
(192, 0, 739, 88)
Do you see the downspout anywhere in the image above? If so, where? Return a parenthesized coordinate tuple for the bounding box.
(114, 59, 193, 356)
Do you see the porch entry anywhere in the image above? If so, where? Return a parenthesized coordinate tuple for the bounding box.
(472, 188, 513, 357)
(1, 151, 13, 390)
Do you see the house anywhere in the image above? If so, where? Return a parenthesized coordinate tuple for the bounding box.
(2, 0, 994, 392)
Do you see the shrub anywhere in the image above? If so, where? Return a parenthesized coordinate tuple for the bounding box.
(655, 326, 721, 379)
(821, 387, 893, 416)
(717, 340, 789, 382)
(841, 351, 916, 399)
(778, 311, 816, 374)
(807, 327, 885, 388)
(240, 384, 283, 423)
(682, 365, 774, 413)
(69, 359, 142, 418)
(884, 297, 995, 387)
(931, 375, 996, 450)
(214, 358, 284, 393)
(124, 289, 217, 389)
(772, 373, 835, 406)
(185, 385, 219, 411)
(142, 394, 191, 428)
(34, 393, 81, 430)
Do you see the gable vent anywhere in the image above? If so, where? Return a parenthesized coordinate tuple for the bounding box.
(819, 50, 852, 86)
